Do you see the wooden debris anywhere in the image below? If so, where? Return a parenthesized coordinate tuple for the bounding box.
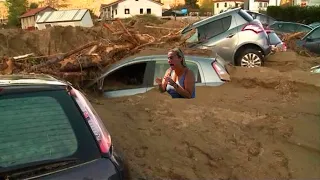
(0, 20, 194, 88)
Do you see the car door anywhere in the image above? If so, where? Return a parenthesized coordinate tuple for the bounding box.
(146, 57, 205, 91)
(303, 27, 320, 54)
(102, 60, 154, 98)
(195, 15, 237, 62)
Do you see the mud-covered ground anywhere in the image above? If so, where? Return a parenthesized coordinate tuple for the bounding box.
(91, 51, 320, 180)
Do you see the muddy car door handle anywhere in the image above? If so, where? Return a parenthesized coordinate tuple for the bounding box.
(226, 33, 235, 38)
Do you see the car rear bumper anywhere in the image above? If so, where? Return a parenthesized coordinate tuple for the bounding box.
(262, 45, 272, 59)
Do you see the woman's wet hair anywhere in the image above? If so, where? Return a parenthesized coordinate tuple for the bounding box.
(169, 47, 187, 67)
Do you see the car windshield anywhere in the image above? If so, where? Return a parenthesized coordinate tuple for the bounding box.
(0, 88, 100, 170)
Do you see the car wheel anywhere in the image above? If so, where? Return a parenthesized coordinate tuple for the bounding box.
(236, 48, 263, 68)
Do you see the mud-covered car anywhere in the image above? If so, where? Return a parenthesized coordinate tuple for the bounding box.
(0, 74, 125, 180)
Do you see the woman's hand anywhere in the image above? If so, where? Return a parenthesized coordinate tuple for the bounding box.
(165, 76, 175, 86)
(155, 77, 162, 85)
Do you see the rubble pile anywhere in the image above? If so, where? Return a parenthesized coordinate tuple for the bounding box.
(0, 18, 194, 87)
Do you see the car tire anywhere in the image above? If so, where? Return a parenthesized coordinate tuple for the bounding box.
(236, 48, 264, 68)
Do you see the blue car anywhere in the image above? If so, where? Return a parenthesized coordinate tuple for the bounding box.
(0, 74, 125, 180)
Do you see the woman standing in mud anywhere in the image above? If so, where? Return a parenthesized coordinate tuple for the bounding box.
(155, 47, 196, 99)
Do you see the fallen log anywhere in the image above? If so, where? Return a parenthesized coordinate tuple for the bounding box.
(144, 25, 181, 31)
(116, 18, 140, 45)
(30, 41, 99, 71)
(59, 55, 102, 72)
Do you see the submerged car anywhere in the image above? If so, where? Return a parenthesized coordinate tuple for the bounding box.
(0, 74, 125, 180)
(181, 8, 271, 68)
(296, 25, 320, 54)
(86, 49, 231, 98)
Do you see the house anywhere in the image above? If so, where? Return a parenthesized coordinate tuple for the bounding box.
(20, 6, 56, 30)
(100, 0, 163, 19)
(0, 0, 8, 24)
(213, 0, 244, 14)
(244, 0, 269, 12)
(213, 0, 269, 14)
(35, 9, 94, 30)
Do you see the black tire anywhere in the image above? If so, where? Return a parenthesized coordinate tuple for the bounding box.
(236, 48, 264, 67)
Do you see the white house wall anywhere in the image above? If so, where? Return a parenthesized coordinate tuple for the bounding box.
(36, 21, 81, 30)
(115, 0, 162, 18)
(80, 11, 94, 27)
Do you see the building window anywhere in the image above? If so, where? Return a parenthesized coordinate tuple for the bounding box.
(217, 3, 219, 8)
(140, 8, 143, 14)
(236, 3, 239, 7)
(125, 8, 130, 14)
(147, 8, 151, 14)
(259, 2, 262, 7)
(224, 2, 227, 7)
(264, 2, 268, 7)
(115, 9, 117, 15)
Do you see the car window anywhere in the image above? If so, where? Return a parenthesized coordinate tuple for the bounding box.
(103, 62, 147, 91)
(269, 23, 280, 30)
(197, 16, 231, 40)
(307, 27, 320, 40)
(153, 60, 202, 85)
(296, 25, 311, 33)
(0, 90, 100, 168)
(255, 14, 267, 24)
(281, 23, 297, 33)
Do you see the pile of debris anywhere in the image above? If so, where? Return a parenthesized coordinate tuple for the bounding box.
(0, 19, 194, 87)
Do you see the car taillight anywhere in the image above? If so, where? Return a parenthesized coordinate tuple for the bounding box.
(212, 61, 231, 81)
(242, 24, 263, 34)
(282, 42, 287, 51)
(68, 88, 112, 154)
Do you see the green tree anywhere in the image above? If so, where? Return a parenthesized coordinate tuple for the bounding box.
(30, 2, 39, 9)
(5, 0, 28, 26)
(185, 0, 199, 9)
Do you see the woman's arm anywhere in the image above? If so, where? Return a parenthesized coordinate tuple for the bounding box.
(173, 70, 195, 98)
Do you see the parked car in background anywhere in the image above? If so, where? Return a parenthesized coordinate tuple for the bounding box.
(267, 21, 312, 35)
(181, 8, 271, 68)
(266, 29, 287, 53)
(245, 10, 276, 28)
(0, 74, 125, 180)
(296, 25, 320, 54)
(87, 49, 230, 98)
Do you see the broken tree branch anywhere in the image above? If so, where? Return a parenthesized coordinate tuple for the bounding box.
(30, 41, 99, 71)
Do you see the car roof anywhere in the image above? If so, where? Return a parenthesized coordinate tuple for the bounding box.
(0, 74, 68, 86)
(181, 8, 241, 34)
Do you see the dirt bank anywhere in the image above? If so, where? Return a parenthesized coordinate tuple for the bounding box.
(92, 66, 320, 180)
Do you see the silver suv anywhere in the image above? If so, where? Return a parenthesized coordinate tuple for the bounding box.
(181, 8, 271, 67)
